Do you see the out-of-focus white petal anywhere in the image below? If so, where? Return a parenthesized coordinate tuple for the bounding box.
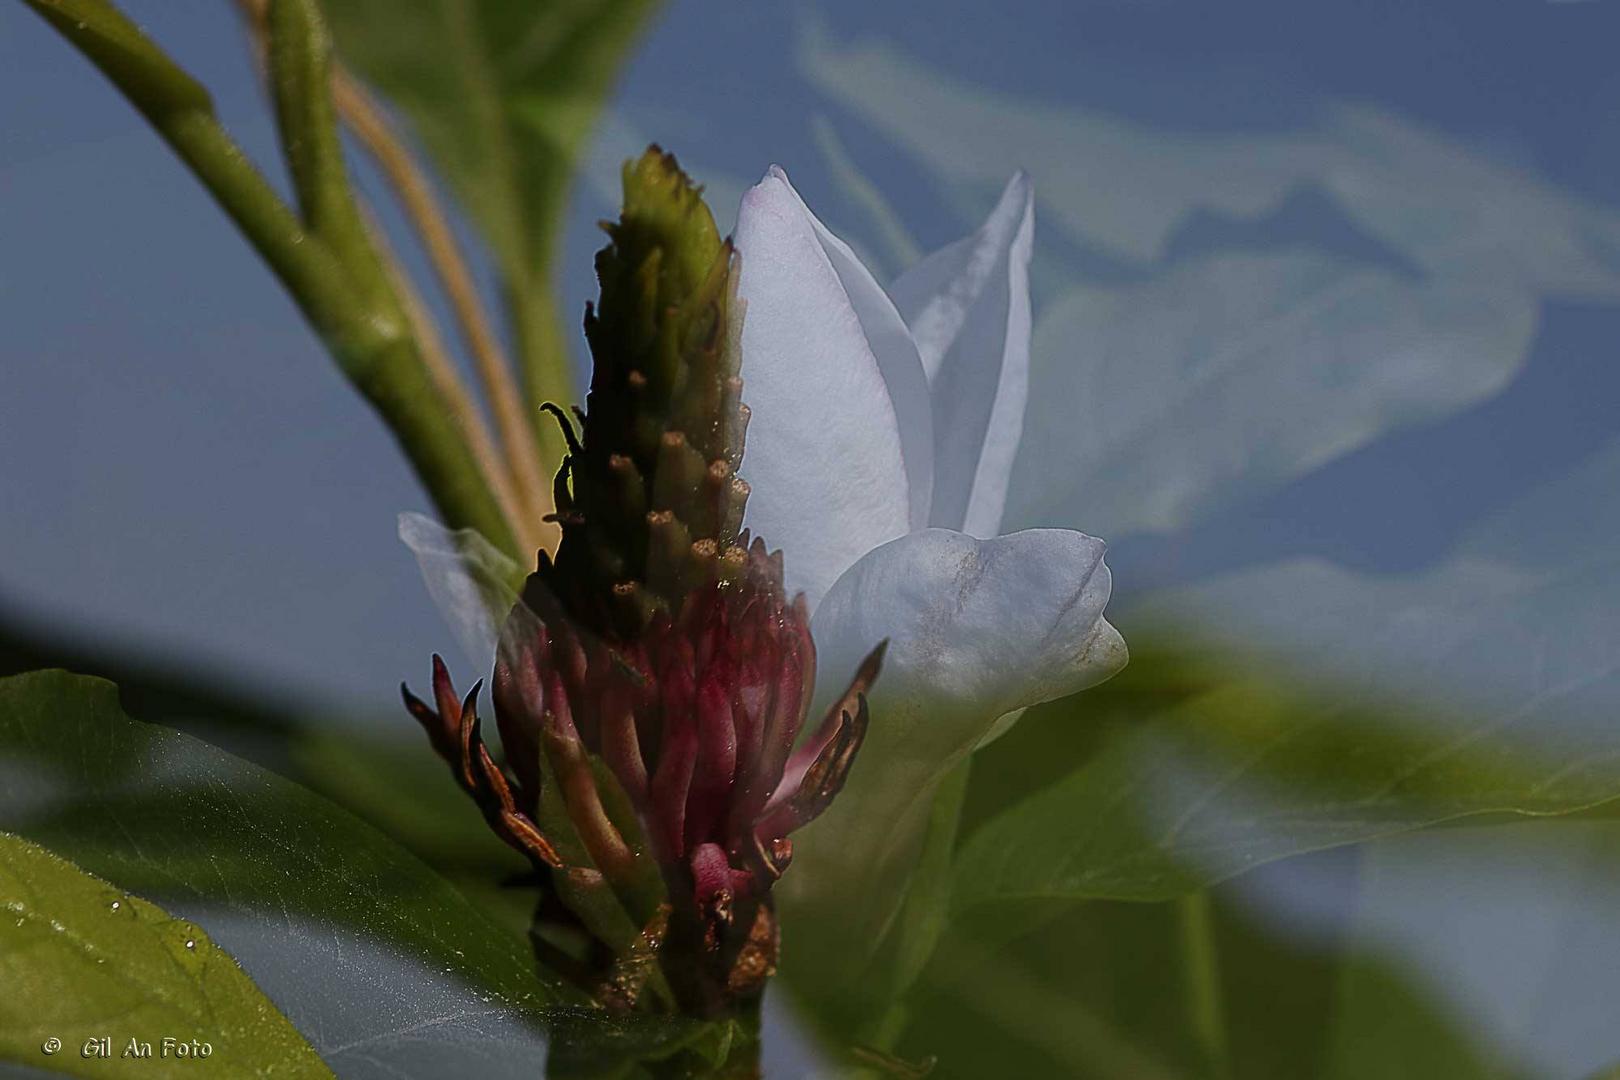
(804, 33, 1620, 298)
(891, 172, 1034, 537)
(398, 512, 522, 673)
(1006, 253, 1536, 539)
(785, 527, 1127, 952)
(733, 169, 923, 610)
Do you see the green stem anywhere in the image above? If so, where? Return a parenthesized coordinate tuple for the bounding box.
(22, 0, 518, 556)
(1177, 890, 1232, 1080)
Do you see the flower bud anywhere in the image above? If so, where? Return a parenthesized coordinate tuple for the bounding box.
(538, 146, 750, 640)
(405, 148, 884, 1016)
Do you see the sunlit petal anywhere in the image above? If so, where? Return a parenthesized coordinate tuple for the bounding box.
(733, 168, 925, 609)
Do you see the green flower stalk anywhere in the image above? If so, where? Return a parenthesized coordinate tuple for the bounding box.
(404, 149, 885, 1025)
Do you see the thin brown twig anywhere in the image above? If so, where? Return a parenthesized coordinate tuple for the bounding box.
(357, 201, 539, 549)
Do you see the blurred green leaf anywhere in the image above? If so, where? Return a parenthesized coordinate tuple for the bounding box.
(1323, 953, 1511, 1080)
(785, 760, 974, 1046)
(0, 669, 561, 1013)
(0, 606, 536, 935)
(543, 1008, 755, 1080)
(1319, 819, 1620, 1080)
(871, 761, 973, 1009)
(0, 603, 304, 770)
(952, 437, 1620, 912)
(890, 901, 1203, 1080)
(290, 726, 537, 930)
(952, 631, 1620, 910)
(320, 0, 663, 428)
(884, 854, 1506, 1080)
(0, 831, 331, 1078)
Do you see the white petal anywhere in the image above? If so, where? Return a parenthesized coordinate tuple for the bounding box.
(398, 512, 522, 674)
(891, 172, 1034, 536)
(733, 169, 926, 610)
(811, 525, 1125, 725)
(761, 167, 936, 532)
(784, 527, 1126, 949)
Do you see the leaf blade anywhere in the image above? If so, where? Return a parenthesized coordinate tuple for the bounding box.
(0, 831, 332, 1078)
(0, 669, 561, 1014)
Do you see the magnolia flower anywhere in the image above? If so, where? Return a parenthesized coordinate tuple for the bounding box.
(402, 150, 894, 1016)
(729, 166, 1126, 944)
(400, 155, 1126, 989)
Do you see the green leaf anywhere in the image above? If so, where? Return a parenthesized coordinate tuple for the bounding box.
(286, 725, 542, 953)
(0, 670, 561, 1013)
(888, 901, 1203, 1080)
(0, 605, 305, 769)
(881, 856, 1508, 1080)
(0, 831, 331, 1078)
(1319, 819, 1620, 1080)
(796, 759, 973, 1042)
(951, 628, 1620, 910)
(543, 1008, 756, 1080)
(1323, 953, 1510, 1080)
(321, 0, 664, 432)
(953, 435, 1620, 910)
(0, 610, 538, 937)
(875, 760, 973, 1007)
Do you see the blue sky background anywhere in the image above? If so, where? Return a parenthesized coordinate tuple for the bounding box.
(2, 0, 1618, 713)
